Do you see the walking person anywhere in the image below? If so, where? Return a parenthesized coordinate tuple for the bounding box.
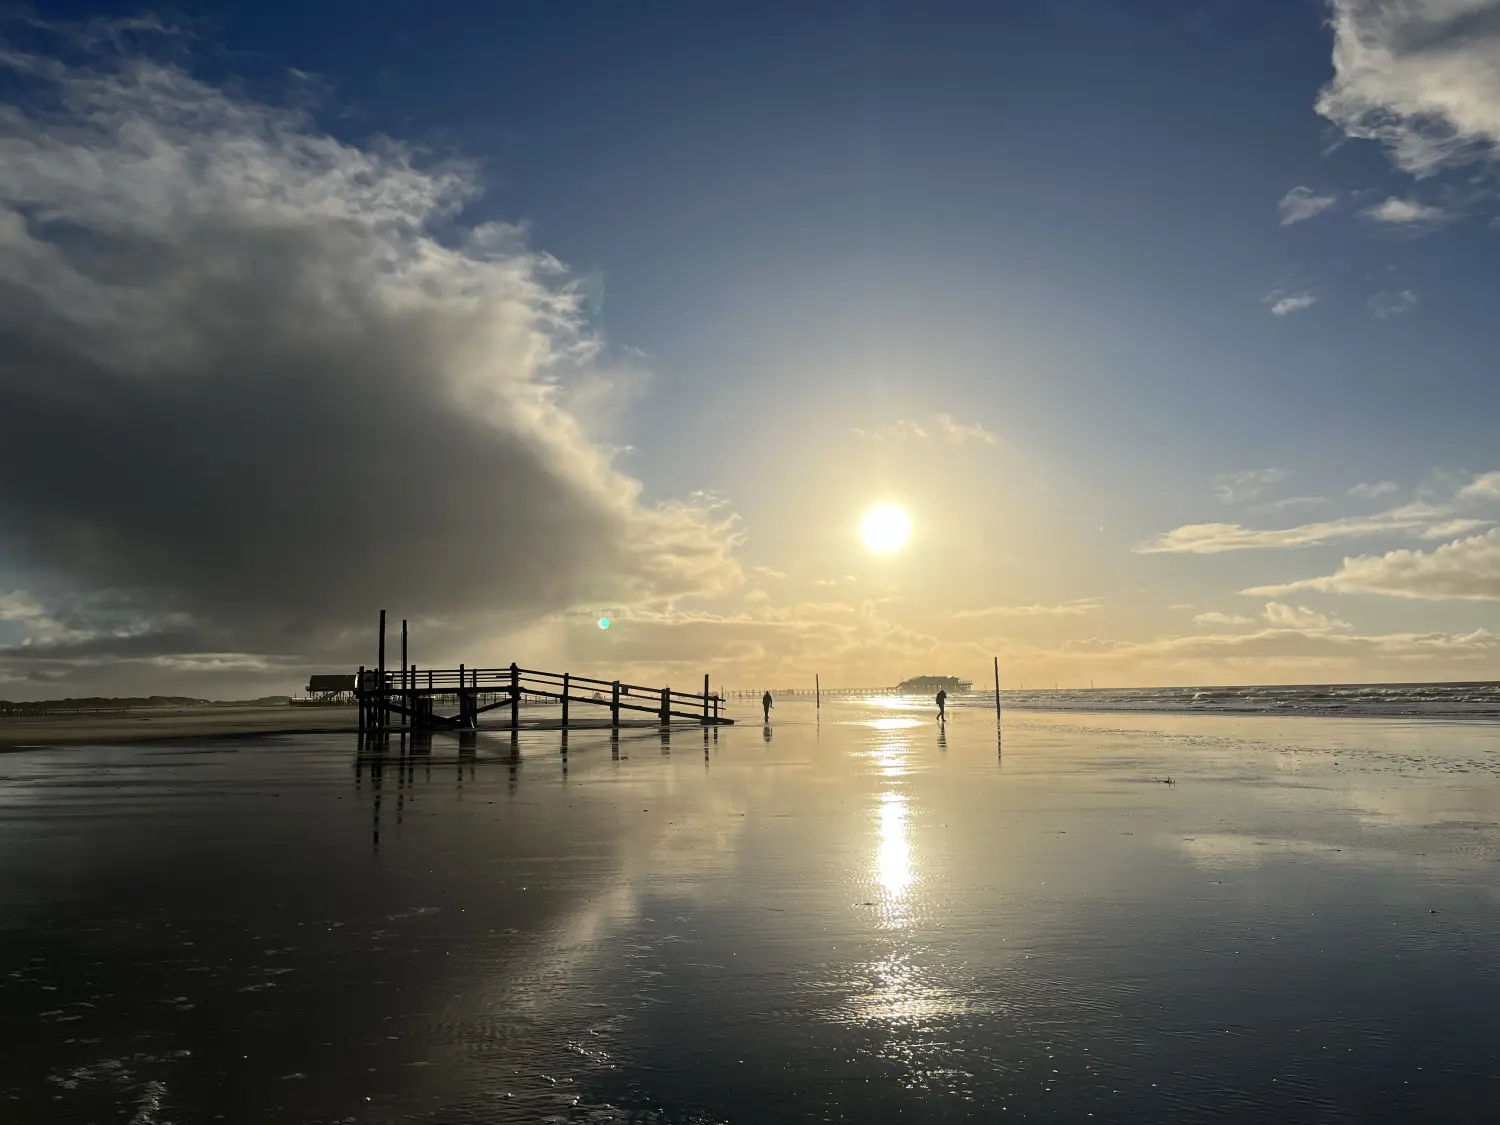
(936, 687, 947, 723)
(762, 690, 773, 723)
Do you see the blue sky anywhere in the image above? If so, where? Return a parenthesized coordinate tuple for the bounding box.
(2, 1, 1499, 694)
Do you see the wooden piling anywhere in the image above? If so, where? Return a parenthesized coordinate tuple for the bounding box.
(400, 620, 408, 730)
(377, 610, 387, 730)
(660, 686, 670, 726)
(510, 663, 520, 732)
(358, 664, 367, 733)
(816, 673, 820, 709)
(702, 674, 710, 724)
(611, 681, 620, 730)
(561, 673, 570, 728)
(994, 655, 1003, 746)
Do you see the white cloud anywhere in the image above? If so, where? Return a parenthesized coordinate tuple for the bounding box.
(1193, 611, 1255, 627)
(854, 414, 998, 446)
(951, 599, 1102, 619)
(1457, 471, 1500, 501)
(1246, 528, 1500, 601)
(1267, 292, 1318, 316)
(1363, 196, 1452, 225)
(1262, 602, 1351, 632)
(1213, 467, 1291, 504)
(1368, 289, 1419, 317)
(1318, 0, 1500, 177)
(1349, 480, 1399, 500)
(1141, 472, 1500, 554)
(1278, 186, 1339, 224)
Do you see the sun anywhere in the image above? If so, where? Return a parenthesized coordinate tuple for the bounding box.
(861, 504, 910, 553)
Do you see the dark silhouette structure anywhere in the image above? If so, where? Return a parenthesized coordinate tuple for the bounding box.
(355, 611, 732, 734)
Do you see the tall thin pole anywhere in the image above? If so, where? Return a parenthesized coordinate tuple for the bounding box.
(378, 610, 386, 684)
(378, 610, 387, 731)
(816, 673, 820, 710)
(703, 673, 710, 725)
(401, 619, 408, 730)
(994, 656, 1001, 721)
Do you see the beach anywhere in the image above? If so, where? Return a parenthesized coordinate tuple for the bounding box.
(3, 696, 1498, 1121)
(0, 703, 359, 750)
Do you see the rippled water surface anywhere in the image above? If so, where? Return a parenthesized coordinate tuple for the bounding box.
(4, 699, 1500, 1122)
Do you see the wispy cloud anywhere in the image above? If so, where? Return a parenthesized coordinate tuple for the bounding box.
(1212, 468, 1291, 504)
(1139, 472, 1500, 555)
(1278, 186, 1338, 225)
(854, 414, 998, 447)
(1262, 602, 1350, 632)
(1363, 197, 1451, 225)
(1349, 481, 1399, 500)
(1192, 601, 1350, 635)
(1318, 0, 1500, 177)
(1367, 289, 1419, 318)
(1193, 611, 1255, 627)
(1266, 291, 1318, 316)
(951, 598, 1102, 619)
(1457, 471, 1500, 502)
(1246, 528, 1500, 601)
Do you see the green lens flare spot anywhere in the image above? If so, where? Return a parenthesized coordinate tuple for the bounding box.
(598, 617, 611, 630)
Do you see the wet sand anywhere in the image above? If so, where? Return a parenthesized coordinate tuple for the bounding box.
(0, 704, 707, 749)
(2, 698, 1498, 1121)
(0, 703, 359, 749)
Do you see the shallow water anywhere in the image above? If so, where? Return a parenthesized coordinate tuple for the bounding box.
(3, 700, 1500, 1122)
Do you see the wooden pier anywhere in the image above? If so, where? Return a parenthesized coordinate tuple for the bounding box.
(355, 612, 732, 734)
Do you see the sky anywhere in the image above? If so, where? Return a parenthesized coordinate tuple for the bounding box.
(3, 0, 1500, 698)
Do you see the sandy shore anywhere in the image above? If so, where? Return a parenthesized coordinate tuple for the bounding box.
(0, 704, 359, 749)
(0, 704, 726, 749)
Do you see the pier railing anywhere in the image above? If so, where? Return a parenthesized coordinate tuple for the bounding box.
(355, 662, 730, 733)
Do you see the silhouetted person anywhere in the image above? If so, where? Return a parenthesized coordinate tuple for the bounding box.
(762, 691, 773, 722)
(936, 688, 947, 723)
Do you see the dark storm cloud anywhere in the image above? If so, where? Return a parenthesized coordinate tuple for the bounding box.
(0, 31, 741, 679)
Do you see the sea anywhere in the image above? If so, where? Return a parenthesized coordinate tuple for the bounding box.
(3, 694, 1499, 1122)
(963, 680, 1500, 720)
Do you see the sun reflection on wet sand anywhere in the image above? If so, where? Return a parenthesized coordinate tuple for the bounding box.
(877, 791, 913, 905)
(866, 715, 924, 731)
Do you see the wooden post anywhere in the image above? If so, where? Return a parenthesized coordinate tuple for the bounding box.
(994, 655, 1002, 745)
(561, 673, 570, 729)
(660, 686, 670, 726)
(510, 663, 520, 732)
(400, 620, 408, 729)
(377, 610, 387, 731)
(358, 665, 367, 733)
(611, 681, 620, 730)
(702, 674, 710, 724)
(816, 673, 820, 710)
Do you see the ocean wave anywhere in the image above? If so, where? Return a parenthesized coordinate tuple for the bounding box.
(948, 681, 1500, 720)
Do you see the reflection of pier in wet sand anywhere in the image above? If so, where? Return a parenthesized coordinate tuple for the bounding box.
(354, 717, 720, 850)
(355, 611, 733, 736)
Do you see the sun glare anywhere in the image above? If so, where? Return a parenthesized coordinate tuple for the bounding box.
(861, 504, 910, 553)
